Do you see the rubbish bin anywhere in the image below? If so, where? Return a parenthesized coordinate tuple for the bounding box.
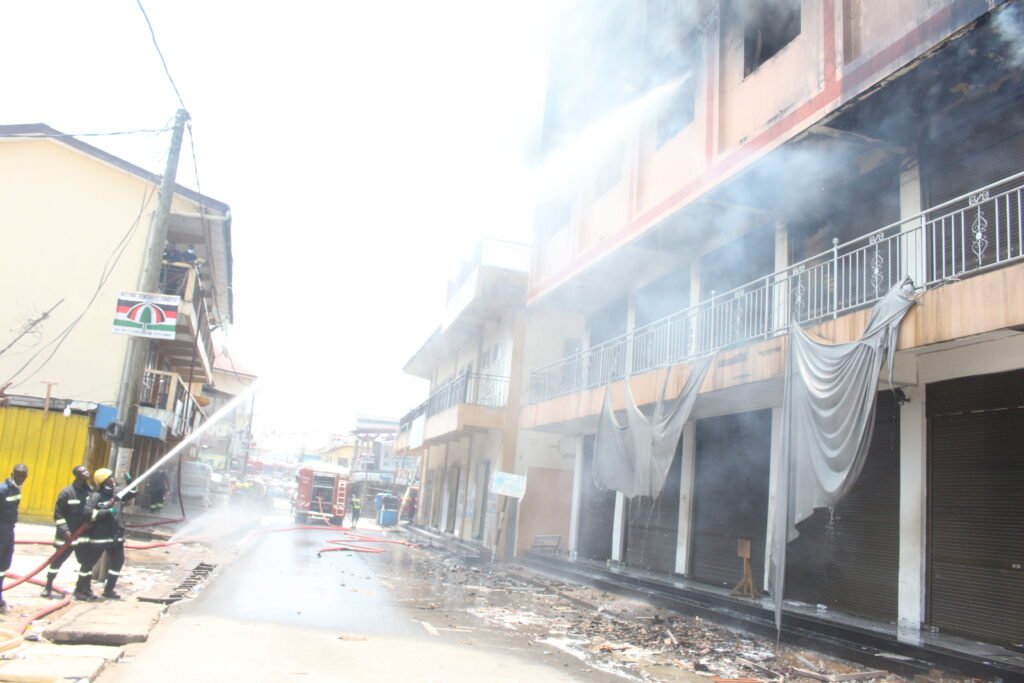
(377, 494, 399, 527)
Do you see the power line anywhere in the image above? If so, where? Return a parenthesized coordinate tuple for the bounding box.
(0, 126, 173, 140)
(3, 185, 157, 389)
(134, 0, 186, 110)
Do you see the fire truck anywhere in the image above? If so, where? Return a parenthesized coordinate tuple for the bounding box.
(293, 463, 350, 524)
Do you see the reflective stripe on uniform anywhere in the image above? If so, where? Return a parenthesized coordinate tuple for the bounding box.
(5, 495, 19, 502)
(54, 518, 67, 525)
(89, 538, 113, 544)
(79, 571, 91, 577)
(107, 570, 120, 576)
(47, 569, 58, 575)
(66, 499, 81, 504)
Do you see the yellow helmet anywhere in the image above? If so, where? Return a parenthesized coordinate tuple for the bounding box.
(93, 468, 114, 487)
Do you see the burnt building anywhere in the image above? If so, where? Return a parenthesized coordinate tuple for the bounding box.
(518, 0, 1024, 664)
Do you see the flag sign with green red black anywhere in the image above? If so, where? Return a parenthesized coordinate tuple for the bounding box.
(112, 291, 181, 340)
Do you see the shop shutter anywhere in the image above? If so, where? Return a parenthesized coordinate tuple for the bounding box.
(577, 436, 616, 562)
(624, 438, 682, 574)
(690, 410, 772, 589)
(927, 370, 1024, 647)
(785, 391, 900, 621)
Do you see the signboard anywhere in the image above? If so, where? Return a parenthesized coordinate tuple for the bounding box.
(113, 291, 180, 340)
(491, 471, 527, 499)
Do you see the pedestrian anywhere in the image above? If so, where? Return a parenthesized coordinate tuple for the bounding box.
(76, 469, 136, 601)
(351, 495, 361, 527)
(146, 467, 168, 513)
(0, 464, 28, 612)
(42, 465, 92, 599)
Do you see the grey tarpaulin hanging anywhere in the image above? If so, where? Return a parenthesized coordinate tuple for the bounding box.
(770, 278, 916, 630)
(594, 354, 715, 499)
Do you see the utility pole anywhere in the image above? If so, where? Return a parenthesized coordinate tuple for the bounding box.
(110, 108, 190, 469)
(0, 299, 64, 360)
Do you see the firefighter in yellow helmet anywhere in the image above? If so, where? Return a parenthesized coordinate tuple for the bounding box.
(75, 469, 136, 601)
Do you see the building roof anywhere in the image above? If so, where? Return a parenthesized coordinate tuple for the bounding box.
(0, 123, 235, 322)
(213, 352, 257, 378)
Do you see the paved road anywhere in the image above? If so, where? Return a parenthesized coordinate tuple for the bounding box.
(98, 517, 623, 682)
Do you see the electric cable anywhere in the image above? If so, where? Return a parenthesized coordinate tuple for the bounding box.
(3, 185, 156, 389)
(134, 0, 186, 111)
(0, 126, 173, 139)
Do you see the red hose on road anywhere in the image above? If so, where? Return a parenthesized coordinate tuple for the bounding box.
(5, 572, 71, 635)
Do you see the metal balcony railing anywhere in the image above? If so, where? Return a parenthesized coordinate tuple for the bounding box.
(139, 369, 206, 437)
(158, 261, 215, 370)
(529, 171, 1024, 403)
(426, 373, 511, 417)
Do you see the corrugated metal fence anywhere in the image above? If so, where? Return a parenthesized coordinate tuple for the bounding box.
(0, 406, 93, 519)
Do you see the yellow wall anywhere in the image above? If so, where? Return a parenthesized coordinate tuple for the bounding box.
(0, 139, 158, 405)
(0, 406, 91, 519)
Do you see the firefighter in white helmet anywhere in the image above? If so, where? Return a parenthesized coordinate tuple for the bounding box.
(76, 469, 136, 600)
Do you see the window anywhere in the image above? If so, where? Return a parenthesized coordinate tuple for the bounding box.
(593, 144, 624, 198)
(740, 0, 801, 76)
(655, 76, 696, 148)
(535, 194, 573, 239)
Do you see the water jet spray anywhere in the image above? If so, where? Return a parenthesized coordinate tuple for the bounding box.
(117, 381, 261, 500)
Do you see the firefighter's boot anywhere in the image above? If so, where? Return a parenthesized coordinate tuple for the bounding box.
(103, 575, 121, 600)
(40, 571, 57, 598)
(74, 574, 97, 601)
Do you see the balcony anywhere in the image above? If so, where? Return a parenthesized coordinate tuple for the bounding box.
(137, 369, 207, 439)
(158, 261, 215, 383)
(529, 171, 1024, 403)
(401, 374, 511, 447)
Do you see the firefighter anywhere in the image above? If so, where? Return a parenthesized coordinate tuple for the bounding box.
(76, 469, 136, 601)
(0, 464, 28, 612)
(42, 465, 92, 598)
(351, 495, 361, 527)
(146, 467, 168, 513)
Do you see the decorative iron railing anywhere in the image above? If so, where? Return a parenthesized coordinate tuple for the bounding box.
(529, 171, 1024, 403)
(426, 373, 511, 416)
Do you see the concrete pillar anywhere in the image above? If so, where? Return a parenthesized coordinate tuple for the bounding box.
(688, 260, 702, 355)
(674, 421, 698, 575)
(898, 385, 928, 636)
(762, 405, 785, 592)
(899, 154, 926, 286)
(772, 219, 790, 333)
(611, 491, 626, 563)
(568, 436, 584, 560)
(625, 290, 637, 374)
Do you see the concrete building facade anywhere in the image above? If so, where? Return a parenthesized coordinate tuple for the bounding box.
(517, 0, 1024, 661)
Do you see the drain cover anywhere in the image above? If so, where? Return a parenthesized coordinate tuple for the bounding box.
(138, 562, 217, 604)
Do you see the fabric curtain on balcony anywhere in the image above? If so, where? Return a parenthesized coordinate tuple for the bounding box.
(770, 278, 916, 630)
(594, 354, 715, 499)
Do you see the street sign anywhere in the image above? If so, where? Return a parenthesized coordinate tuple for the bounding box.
(491, 471, 527, 499)
(112, 291, 180, 340)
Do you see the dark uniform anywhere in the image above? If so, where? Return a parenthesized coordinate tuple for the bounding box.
(0, 476, 23, 606)
(46, 480, 92, 589)
(147, 469, 168, 513)
(77, 478, 136, 599)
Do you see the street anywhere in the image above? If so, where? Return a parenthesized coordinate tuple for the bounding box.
(96, 515, 629, 683)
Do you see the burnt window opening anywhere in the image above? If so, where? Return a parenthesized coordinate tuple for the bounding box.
(655, 76, 697, 148)
(741, 0, 801, 76)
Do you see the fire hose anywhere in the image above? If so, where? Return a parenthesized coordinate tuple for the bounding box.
(3, 500, 412, 638)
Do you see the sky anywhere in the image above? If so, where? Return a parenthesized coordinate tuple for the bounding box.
(1, 1, 555, 449)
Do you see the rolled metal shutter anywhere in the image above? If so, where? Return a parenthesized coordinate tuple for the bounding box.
(927, 371, 1024, 647)
(578, 436, 616, 562)
(785, 392, 900, 621)
(624, 438, 682, 574)
(690, 410, 772, 589)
